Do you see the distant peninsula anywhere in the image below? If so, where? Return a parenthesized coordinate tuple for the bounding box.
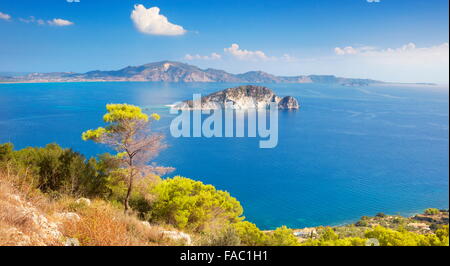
(0, 61, 383, 86)
(173, 85, 300, 110)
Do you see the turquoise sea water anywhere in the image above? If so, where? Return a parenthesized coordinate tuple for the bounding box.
(0, 82, 448, 229)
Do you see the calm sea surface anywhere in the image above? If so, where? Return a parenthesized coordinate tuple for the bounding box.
(0, 82, 448, 229)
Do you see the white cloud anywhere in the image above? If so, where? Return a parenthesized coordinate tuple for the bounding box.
(334, 43, 449, 64)
(334, 46, 359, 55)
(19, 16, 36, 23)
(19, 16, 73, 26)
(367, 0, 381, 3)
(184, 53, 222, 61)
(331, 42, 449, 83)
(186, 44, 296, 62)
(47, 18, 74, 26)
(0, 11, 11, 21)
(130, 4, 186, 36)
(224, 43, 269, 61)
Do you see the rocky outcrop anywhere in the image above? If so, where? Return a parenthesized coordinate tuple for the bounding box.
(413, 212, 449, 224)
(75, 198, 91, 206)
(278, 96, 300, 109)
(54, 212, 81, 223)
(0, 192, 63, 246)
(173, 85, 300, 110)
(160, 230, 192, 245)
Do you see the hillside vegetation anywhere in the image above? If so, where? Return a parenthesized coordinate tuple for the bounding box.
(1, 142, 448, 246)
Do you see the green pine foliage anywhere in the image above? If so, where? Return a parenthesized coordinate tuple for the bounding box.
(148, 176, 244, 232)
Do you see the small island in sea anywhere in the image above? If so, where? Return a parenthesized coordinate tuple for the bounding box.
(172, 85, 300, 110)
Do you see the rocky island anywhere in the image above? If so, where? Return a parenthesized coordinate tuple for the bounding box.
(173, 85, 300, 110)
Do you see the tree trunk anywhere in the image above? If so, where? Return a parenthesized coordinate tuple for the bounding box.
(124, 168, 133, 214)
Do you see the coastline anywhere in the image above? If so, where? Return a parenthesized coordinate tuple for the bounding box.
(0, 79, 443, 88)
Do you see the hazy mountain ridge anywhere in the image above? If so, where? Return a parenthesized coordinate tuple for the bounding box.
(0, 61, 383, 85)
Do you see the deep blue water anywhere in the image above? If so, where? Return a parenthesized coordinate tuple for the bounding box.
(0, 82, 448, 229)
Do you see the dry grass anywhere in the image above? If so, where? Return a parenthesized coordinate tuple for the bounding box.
(60, 200, 181, 246)
(61, 202, 133, 245)
(0, 169, 190, 246)
(0, 173, 62, 246)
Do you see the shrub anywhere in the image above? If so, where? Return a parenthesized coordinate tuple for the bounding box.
(233, 221, 267, 246)
(265, 226, 299, 246)
(424, 208, 440, 215)
(198, 226, 241, 246)
(62, 201, 132, 246)
(365, 226, 448, 246)
(0, 143, 116, 198)
(355, 220, 369, 227)
(301, 237, 367, 246)
(149, 176, 243, 232)
(376, 212, 386, 218)
(435, 225, 449, 244)
(392, 217, 403, 224)
(300, 227, 367, 246)
(0, 143, 13, 161)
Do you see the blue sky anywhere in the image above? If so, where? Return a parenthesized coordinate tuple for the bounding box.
(0, 0, 448, 83)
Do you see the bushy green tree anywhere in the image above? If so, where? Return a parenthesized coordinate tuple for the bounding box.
(365, 226, 448, 246)
(0, 144, 112, 196)
(0, 143, 13, 161)
(321, 227, 339, 241)
(265, 226, 299, 246)
(149, 176, 243, 232)
(0, 143, 114, 196)
(300, 227, 367, 246)
(435, 225, 449, 244)
(233, 221, 267, 246)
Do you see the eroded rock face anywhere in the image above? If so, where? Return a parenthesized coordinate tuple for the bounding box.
(278, 96, 300, 109)
(1, 192, 63, 246)
(173, 85, 299, 110)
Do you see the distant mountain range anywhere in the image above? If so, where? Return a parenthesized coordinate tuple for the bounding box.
(0, 61, 383, 86)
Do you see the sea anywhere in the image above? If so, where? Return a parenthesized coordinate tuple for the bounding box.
(0, 81, 448, 229)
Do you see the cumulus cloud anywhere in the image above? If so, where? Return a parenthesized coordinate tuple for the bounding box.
(0, 11, 11, 21)
(47, 18, 74, 26)
(223, 43, 297, 62)
(184, 53, 222, 61)
(223, 43, 269, 60)
(130, 4, 186, 36)
(334, 46, 359, 55)
(224, 43, 270, 61)
(185, 44, 296, 62)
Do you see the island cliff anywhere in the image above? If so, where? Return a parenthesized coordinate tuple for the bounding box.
(173, 85, 300, 110)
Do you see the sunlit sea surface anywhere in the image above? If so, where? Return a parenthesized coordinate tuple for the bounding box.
(0, 82, 448, 229)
